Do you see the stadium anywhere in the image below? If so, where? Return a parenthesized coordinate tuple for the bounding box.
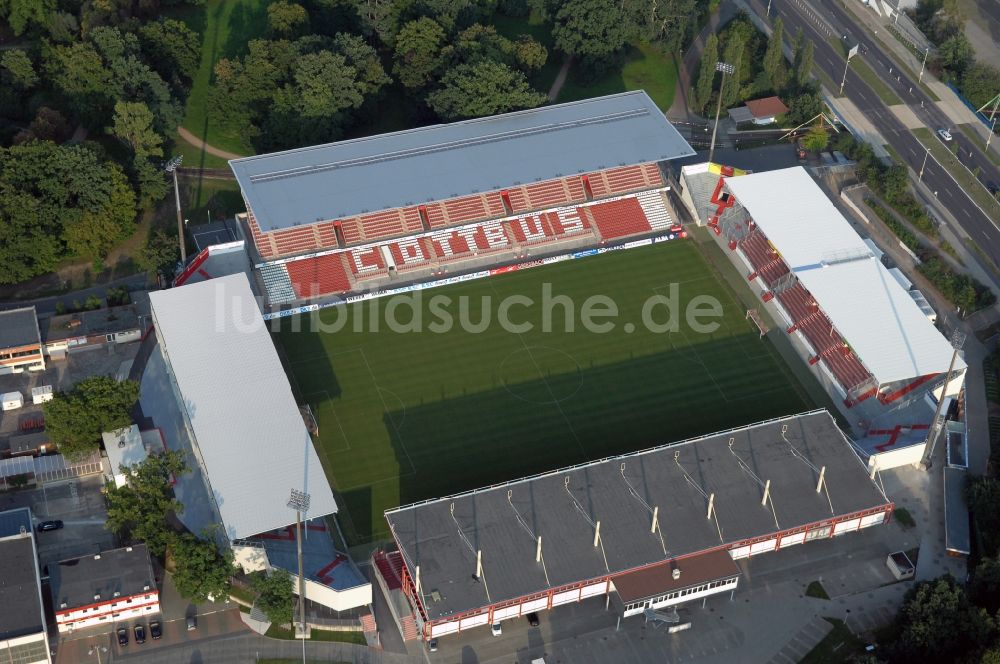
(138, 90, 962, 639)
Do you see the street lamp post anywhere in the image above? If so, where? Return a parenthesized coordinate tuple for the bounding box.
(918, 47, 929, 84)
(164, 156, 186, 265)
(708, 62, 735, 164)
(288, 488, 311, 661)
(840, 43, 859, 96)
(987, 116, 996, 152)
(918, 147, 931, 182)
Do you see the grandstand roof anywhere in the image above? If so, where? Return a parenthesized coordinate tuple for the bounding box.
(148, 273, 337, 541)
(230, 91, 694, 232)
(385, 410, 890, 622)
(724, 167, 963, 386)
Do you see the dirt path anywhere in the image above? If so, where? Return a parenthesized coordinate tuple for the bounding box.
(547, 56, 573, 102)
(177, 126, 246, 160)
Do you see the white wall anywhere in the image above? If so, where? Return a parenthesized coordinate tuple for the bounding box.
(293, 576, 372, 612)
(869, 441, 925, 472)
(56, 594, 160, 632)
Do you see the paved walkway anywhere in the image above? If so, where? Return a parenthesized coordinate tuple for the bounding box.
(177, 126, 246, 160)
(547, 56, 573, 101)
(668, 0, 738, 122)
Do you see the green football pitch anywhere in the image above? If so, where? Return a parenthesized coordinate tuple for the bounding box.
(275, 241, 814, 544)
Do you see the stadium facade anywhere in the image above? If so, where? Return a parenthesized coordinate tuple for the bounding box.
(226, 91, 697, 310)
(381, 411, 892, 640)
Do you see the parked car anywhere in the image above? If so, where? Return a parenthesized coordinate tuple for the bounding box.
(491, 622, 502, 637)
(149, 620, 161, 640)
(116, 627, 129, 647)
(186, 616, 197, 631)
(36, 520, 63, 532)
(937, 129, 953, 141)
(428, 638, 438, 652)
(526, 612, 540, 627)
(133, 624, 146, 644)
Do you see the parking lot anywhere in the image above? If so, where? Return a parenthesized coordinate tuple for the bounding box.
(0, 475, 114, 567)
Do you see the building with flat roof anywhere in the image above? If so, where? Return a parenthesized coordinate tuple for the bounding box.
(49, 544, 159, 633)
(383, 410, 893, 640)
(0, 508, 51, 664)
(148, 273, 338, 542)
(40, 304, 146, 360)
(0, 307, 44, 373)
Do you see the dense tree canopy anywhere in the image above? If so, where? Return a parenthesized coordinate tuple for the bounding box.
(43, 377, 140, 460)
(0, 142, 138, 282)
(393, 17, 448, 89)
(170, 532, 235, 603)
(552, 0, 629, 59)
(250, 568, 295, 626)
(105, 450, 188, 556)
(428, 61, 546, 120)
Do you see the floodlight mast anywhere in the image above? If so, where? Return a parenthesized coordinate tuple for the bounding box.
(708, 62, 735, 164)
(920, 330, 966, 470)
(164, 156, 186, 265)
(287, 488, 311, 653)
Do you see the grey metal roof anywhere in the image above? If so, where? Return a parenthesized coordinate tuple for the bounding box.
(385, 410, 890, 621)
(41, 304, 142, 343)
(148, 273, 337, 541)
(49, 544, 156, 610)
(0, 306, 40, 349)
(0, 507, 33, 539)
(230, 91, 695, 232)
(0, 535, 44, 640)
(944, 466, 970, 555)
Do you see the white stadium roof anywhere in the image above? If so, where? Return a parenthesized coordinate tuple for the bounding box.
(725, 167, 963, 386)
(149, 273, 337, 541)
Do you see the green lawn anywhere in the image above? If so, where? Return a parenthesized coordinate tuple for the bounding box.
(558, 43, 678, 111)
(168, 0, 268, 158)
(264, 625, 366, 644)
(276, 241, 812, 544)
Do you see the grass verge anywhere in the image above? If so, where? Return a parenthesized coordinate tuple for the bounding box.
(893, 507, 916, 528)
(799, 618, 865, 664)
(912, 127, 1000, 221)
(264, 625, 366, 644)
(805, 581, 831, 600)
(956, 124, 1000, 168)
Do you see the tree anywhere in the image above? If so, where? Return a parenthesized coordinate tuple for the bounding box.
(132, 157, 170, 206)
(785, 91, 821, 126)
(889, 575, 997, 662)
(960, 63, 1000, 110)
(427, 61, 546, 120)
(0, 0, 56, 35)
(104, 450, 188, 556)
(110, 101, 164, 160)
(170, 532, 234, 603)
(624, 0, 699, 54)
(267, 1, 310, 38)
(294, 51, 365, 118)
(801, 123, 829, 151)
(0, 142, 139, 284)
(696, 34, 719, 112)
(0, 49, 37, 89)
(138, 18, 201, 90)
(13, 107, 72, 144)
(795, 36, 814, 87)
(763, 17, 787, 90)
(938, 33, 973, 74)
(970, 557, 1000, 614)
(43, 377, 140, 460)
(552, 0, 629, 59)
(62, 166, 137, 266)
(393, 17, 447, 89)
(250, 568, 295, 626)
(332, 32, 390, 96)
(720, 23, 750, 107)
(136, 228, 179, 275)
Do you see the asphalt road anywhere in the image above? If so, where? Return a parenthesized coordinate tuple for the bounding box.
(817, 0, 1000, 189)
(749, 0, 1000, 265)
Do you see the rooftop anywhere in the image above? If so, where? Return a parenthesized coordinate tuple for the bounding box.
(102, 425, 148, 484)
(49, 544, 156, 612)
(148, 273, 337, 541)
(723, 167, 963, 385)
(385, 410, 890, 621)
(41, 304, 144, 343)
(230, 91, 694, 232)
(612, 549, 740, 603)
(0, 306, 41, 350)
(745, 96, 789, 118)
(0, 533, 45, 640)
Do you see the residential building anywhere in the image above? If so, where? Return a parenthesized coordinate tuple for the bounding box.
(0, 307, 44, 374)
(0, 508, 51, 664)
